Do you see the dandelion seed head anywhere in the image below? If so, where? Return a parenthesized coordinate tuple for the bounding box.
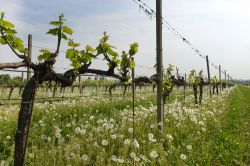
(128, 128, 133, 133)
(149, 150, 159, 159)
(130, 152, 136, 158)
(81, 155, 88, 161)
(187, 145, 192, 150)
(124, 139, 131, 145)
(102, 139, 108, 146)
(180, 154, 187, 160)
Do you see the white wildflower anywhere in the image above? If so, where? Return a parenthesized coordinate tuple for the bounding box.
(117, 158, 124, 163)
(55, 127, 62, 138)
(41, 135, 47, 140)
(148, 133, 154, 140)
(150, 124, 156, 129)
(134, 157, 141, 162)
(28, 153, 34, 158)
(102, 139, 108, 146)
(133, 139, 140, 148)
(149, 150, 159, 159)
(111, 134, 117, 139)
(89, 115, 94, 120)
(187, 145, 192, 150)
(130, 152, 136, 158)
(93, 142, 98, 147)
(180, 154, 187, 160)
(81, 155, 88, 161)
(80, 129, 86, 135)
(128, 128, 133, 133)
(166, 134, 174, 142)
(124, 139, 131, 145)
(112, 155, 117, 162)
(47, 137, 52, 142)
(75, 127, 81, 135)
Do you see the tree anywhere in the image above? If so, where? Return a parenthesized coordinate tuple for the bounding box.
(0, 13, 138, 166)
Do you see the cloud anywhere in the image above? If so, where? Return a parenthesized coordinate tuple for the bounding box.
(0, 0, 249, 79)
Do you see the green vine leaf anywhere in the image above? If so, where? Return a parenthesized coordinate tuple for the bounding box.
(38, 49, 53, 62)
(62, 26, 73, 35)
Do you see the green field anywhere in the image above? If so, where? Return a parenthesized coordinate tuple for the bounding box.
(0, 85, 249, 165)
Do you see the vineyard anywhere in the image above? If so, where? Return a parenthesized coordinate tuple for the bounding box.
(0, 0, 250, 166)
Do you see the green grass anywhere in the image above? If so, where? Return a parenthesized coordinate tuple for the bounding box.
(205, 85, 250, 165)
(0, 86, 249, 165)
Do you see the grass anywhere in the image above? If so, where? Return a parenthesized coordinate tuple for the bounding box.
(205, 85, 250, 165)
(0, 85, 249, 165)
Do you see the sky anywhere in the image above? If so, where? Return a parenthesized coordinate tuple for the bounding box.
(0, 0, 249, 79)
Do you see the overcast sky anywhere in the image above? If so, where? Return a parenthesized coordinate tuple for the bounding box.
(0, 0, 249, 79)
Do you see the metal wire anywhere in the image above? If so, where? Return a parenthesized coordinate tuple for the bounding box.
(131, 0, 228, 74)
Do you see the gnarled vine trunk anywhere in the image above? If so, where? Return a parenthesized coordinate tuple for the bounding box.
(193, 84, 198, 104)
(14, 75, 39, 166)
(199, 84, 203, 104)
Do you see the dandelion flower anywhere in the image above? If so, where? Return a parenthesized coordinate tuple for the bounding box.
(111, 134, 117, 139)
(89, 115, 94, 120)
(187, 145, 192, 150)
(75, 127, 81, 135)
(93, 142, 98, 147)
(112, 155, 117, 162)
(102, 139, 108, 146)
(134, 157, 141, 162)
(28, 153, 34, 158)
(124, 139, 131, 145)
(81, 155, 88, 161)
(47, 137, 52, 142)
(180, 154, 187, 160)
(149, 150, 159, 159)
(148, 133, 154, 140)
(150, 124, 156, 129)
(166, 134, 174, 142)
(117, 158, 124, 163)
(130, 152, 136, 158)
(133, 139, 140, 148)
(55, 128, 62, 139)
(128, 128, 133, 133)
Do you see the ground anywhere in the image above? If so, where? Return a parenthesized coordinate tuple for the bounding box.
(0, 85, 249, 165)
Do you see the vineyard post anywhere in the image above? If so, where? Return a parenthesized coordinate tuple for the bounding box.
(156, 0, 164, 131)
(206, 56, 212, 97)
(224, 70, 227, 87)
(131, 57, 135, 139)
(184, 73, 186, 101)
(21, 71, 24, 81)
(219, 65, 221, 91)
(27, 34, 32, 81)
(78, 74, 82, 94)
(224, 70, 226, 80)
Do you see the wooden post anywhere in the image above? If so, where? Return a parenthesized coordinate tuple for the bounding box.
(78, 74, 82, 94)
(21, 72, 24, 81)
(27, 34, 32, 81)
(131, 57, 135, 139)
(206, 56, 211, 97)
(219, 65, 221, 91)
(184, 73, 186, 101)
(156, 0, 163, 131)
(224, 70, 226, 80)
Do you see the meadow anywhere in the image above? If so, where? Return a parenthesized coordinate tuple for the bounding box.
(0, 85, 249, 165)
